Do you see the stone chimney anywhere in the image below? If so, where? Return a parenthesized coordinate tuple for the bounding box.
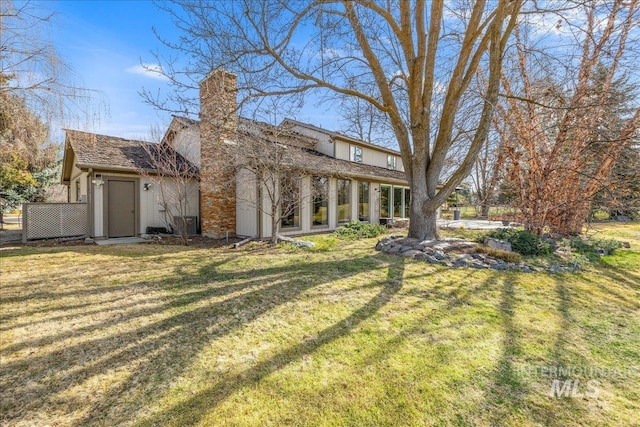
(199, 69, 238, 238)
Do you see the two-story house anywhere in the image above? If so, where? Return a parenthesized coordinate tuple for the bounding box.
(61, 70, 414, 240)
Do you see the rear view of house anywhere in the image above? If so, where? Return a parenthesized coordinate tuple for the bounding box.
(61, 70, 415, 240)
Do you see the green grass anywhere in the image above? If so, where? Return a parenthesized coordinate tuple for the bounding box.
(1, 223, 639, 426)
(440, 205, 518, 220)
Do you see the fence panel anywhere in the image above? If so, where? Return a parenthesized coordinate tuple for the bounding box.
(23, 203, 88, 242)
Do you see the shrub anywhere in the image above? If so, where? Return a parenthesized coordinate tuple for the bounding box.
(333, 220, 387, 239)
(484, 228, 552, 256)
(569, 237, 622, 256)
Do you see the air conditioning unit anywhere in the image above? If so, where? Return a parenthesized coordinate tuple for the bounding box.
(173, 216, 198, 236)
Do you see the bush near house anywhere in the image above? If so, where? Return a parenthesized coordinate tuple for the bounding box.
(333, 220, 387, 239)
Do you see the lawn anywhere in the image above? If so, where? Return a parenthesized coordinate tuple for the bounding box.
(1, 223, 639, 426)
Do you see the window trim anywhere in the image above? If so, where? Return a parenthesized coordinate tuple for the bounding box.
(387, 155, 397, 170)
(336, 178, 352, 223)
(280, 176, 301, 229)
(358, 181, 370, 222)
(380, 184, 392, 219)
(381, 184, 411, 219)
(350, 145, 363, 163)
(311, 176, 329, 228)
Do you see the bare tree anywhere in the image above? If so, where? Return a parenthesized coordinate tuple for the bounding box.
(145, 0, 522, 240)
(229, 117, 333, 244)
(471, 133, 505, 218)
(337, 90, 394, 146)
(0, 0, 100, 127)
(138, 128, 199, 245)
(496, 0, 640, 235)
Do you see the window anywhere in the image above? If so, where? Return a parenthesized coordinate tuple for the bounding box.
(393, 187, 403, 218)
(387, 155, 397, 170)
(358, 181, 370, 222)
(312, 176, 328, 226)
(280, 175, 300, 228)
(75, 180, 81, 202)
(350, 145, 363, 163)
(404, 188, 411, 217)
(337, 179, 351, 223)
(380, 185, 391, 218)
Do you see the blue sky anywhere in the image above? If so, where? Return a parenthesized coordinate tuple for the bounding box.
(51, 1, 175, 140)
(50, 0, 339, 141)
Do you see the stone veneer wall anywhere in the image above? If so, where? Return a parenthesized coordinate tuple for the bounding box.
(199, 70, 237, 238)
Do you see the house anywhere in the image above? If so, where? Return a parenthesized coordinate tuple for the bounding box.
(61, 70, 415, 240)
(61, 131, 199, 238)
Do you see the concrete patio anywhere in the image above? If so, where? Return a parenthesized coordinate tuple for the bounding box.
(436, 219, 510, 230)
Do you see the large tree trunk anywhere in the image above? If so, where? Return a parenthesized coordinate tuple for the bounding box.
(407, 172, 441, 240)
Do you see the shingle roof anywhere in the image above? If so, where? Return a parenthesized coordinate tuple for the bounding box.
(236, 128, 407, 184)
(63, 129, 197, 177)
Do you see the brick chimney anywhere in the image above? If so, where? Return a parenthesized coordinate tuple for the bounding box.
(199, 69, 237, 238)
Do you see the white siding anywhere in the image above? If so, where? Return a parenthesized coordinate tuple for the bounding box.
(335, 140, 350, 161)
(90, 172, 198, 238)
(350, 179, 359, 222)
(328, 177, 338, 230)
(300, 176, 312, 232)
(287, 123, 334, 156)
(370, 182, 381, 224)
(94, 183, 103, 237)
(236, 168, 259, 237)
(139, 176, 198, 233)
(171, 126, 201, 168)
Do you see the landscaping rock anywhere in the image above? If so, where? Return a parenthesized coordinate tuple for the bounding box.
(471, 262, 488, 269)
(375, 235, 551, 273)
(401, 249, 422, 258)
(293, 240, 316, 248)
(484, 237, 512, 252)
(433, 250, 446, 261)
(548, 265, 565, 274)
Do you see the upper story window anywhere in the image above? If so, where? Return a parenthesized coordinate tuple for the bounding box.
(350, 145, 363, 163)
(387, 155, 397, 170)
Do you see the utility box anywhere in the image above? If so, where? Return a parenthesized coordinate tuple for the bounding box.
(174, 216, 198, 236)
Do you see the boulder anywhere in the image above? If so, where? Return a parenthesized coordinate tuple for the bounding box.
(401, 249, 422, 258)
(433, 251, 446, 261)
(484, 237, 512, 252)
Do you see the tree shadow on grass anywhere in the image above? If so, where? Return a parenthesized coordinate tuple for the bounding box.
(0, 243, 203, 260)
(479, 275, 531, 424)
(1, 251, 402, 426)
(129, 257, 406, 427)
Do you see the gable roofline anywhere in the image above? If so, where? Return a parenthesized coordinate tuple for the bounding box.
(280, 118, 402, 157)
(161, 115, 199, 147)
(62, 129, 198, 182)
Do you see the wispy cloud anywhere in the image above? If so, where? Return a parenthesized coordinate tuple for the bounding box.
(125, 63, 168, 81)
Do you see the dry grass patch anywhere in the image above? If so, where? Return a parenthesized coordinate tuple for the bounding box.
(1, 224, 639, 426)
